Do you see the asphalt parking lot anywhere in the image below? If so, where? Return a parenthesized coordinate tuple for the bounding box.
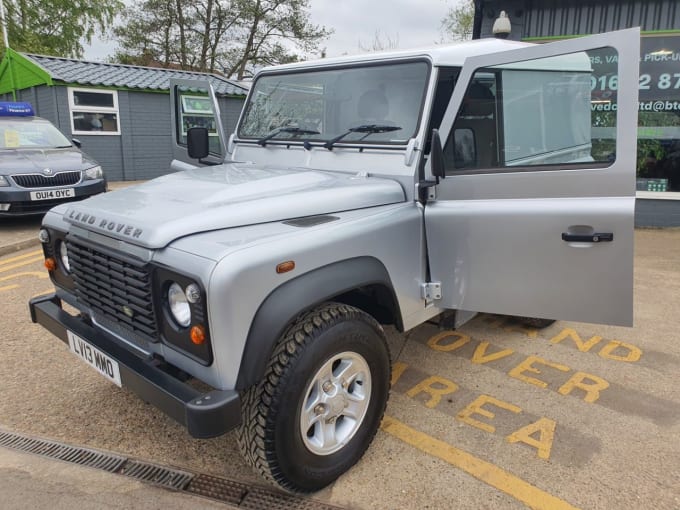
(0, 228, 679, 509)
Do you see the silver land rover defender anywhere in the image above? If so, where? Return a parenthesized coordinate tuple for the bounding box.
(30, 29, 639, 492)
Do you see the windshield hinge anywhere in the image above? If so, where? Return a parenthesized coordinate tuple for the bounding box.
(421, 281, 442, 301)
(417, 180, 437, 202)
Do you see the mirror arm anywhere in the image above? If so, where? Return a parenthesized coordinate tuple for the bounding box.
(430, 128, 446, 180)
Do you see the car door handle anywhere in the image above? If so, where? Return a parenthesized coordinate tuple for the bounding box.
(561, 232, 613, 243)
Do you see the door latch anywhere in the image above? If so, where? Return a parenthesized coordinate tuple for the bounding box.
(561, 232, 613, 243)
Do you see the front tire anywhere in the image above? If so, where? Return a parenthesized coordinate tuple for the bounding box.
(237, 302, 391, 492)
(517, 317, 556, 329)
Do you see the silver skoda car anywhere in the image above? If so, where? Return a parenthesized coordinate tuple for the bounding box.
(0, 102, 106, 216)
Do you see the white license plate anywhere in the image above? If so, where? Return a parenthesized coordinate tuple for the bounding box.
(30, 188, 75, 201)
(67, 330, 122, 387)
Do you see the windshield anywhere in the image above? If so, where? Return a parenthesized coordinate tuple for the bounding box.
(0, 118, 71, 149)
(239, 60, 430, 145)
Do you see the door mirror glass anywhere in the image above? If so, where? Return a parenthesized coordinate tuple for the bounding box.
(187, 127, 210, 160)
(431, 128, 446, 179)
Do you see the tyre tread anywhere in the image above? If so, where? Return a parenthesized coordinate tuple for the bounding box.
(237, 302, 388, 492)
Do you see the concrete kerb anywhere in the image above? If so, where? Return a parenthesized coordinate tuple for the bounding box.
(0, 181, 146, 257)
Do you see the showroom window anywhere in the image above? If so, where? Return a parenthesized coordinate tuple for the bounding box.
(68, 88, 120, 135)
(589, 35, 680, 192)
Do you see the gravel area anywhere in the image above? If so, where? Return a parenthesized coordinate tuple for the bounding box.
(1, 228, 679, 509)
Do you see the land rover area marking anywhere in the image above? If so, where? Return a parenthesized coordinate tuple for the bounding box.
(67, 210, 143, 238)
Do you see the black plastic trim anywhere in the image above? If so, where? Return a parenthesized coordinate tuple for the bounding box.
(153, 266, 213, 365)
(29, 294, 239, 438)
(562, 232, 613, 243)
(236, 257, 399, 389)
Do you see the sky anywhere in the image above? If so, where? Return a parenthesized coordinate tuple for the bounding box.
(82, 0, 456, 62)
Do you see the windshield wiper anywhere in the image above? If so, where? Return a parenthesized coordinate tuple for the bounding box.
(323, 124, 402, 150)
(257, 126, 320, 146)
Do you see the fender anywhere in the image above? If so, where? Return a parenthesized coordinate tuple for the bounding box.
(236, 256, 399, 389)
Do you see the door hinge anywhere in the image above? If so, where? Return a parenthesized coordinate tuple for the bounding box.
(421, 282, 442, 301)
(417, 180, 437, 202)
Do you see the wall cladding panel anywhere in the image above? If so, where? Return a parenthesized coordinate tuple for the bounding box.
(35, 86, 57, 124)
(76, 136, 125, 181)
(523, 0, 680, 38)
(0, 84, 245, 182)
(480, 0, 680, 39)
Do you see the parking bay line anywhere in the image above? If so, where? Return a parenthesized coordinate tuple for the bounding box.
(0, 250, 42, 266)
(0, 256, 44, 273)
(381, 415, 579, 510)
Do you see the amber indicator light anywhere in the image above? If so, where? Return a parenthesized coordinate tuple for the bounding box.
(276, 261, 295, 274)
(44, 257, 56, 272)
(190, 325, 206, 345)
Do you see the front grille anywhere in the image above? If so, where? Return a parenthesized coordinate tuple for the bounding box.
(67, 238, 158, 339)
(12, 171, 81, 188)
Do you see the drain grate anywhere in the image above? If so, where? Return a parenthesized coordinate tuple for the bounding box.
(186, 473, 248, 506)
(0, 429, 345, 509)
(241, 488, 343, 510)
(0, 430, 126, 473)
(120, 459, 194, 490)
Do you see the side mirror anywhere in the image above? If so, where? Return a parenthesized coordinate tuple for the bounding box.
(71, 138, 82, 148)
(187, 127, 210, 160)
(430, 129, 445, 179)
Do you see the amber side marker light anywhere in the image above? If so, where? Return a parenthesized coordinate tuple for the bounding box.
(44, 257, 57, 272)
(276, 261, 295, 274)
(190, 325, 206, 345)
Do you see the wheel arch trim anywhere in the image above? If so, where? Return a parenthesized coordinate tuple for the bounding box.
(236, 256, 399, 389)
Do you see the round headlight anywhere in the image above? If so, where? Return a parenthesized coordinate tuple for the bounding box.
(168, 282, 191, 327)
(59, 241, 71, 273)
(38, 229, 50, 244)
(185, 283, 201, 304)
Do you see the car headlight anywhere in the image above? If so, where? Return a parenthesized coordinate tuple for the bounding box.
(83, 165, 103, 180)
(59, 241, 71, 273)
(168, 282, 191, 327)
(0, 175, 9, 187)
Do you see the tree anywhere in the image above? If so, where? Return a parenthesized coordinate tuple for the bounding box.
(1, 0, 123, 57)
(113, 0, 331, 79)
(358, 30, 399, 53)
(441, 0, 474, 41)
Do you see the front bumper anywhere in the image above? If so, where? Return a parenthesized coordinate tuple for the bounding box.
(29, 293, 241, 438)
(0, 179, 106, 216)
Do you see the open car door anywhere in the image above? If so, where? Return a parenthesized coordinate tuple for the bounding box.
(423, 28, 639, 326)
(169, 78, 228, 168)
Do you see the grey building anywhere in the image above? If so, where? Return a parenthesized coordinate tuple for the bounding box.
(474, 0, 680, 226)
(0, 49, 248, 181)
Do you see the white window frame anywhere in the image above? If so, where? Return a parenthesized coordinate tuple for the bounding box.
(68, 87, 121, 136)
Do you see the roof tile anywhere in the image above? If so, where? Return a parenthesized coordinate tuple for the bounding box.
(22, 53, 249, 96)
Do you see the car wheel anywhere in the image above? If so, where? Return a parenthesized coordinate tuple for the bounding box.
(517, 317, 556, 329)
(237, 302, 391, 492)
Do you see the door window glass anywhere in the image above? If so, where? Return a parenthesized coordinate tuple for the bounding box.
(173, 88, 222, 157)
(443, 47, 618, 172)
